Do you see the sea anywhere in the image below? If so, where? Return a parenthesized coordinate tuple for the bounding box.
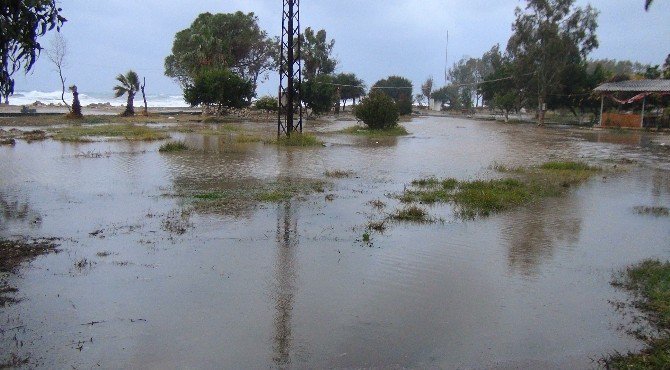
(9, 90, 189, 108)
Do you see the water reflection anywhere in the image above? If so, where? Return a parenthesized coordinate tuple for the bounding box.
(0, 192, 41, 230)
(501, 195, 582, 277)
(272, 199, 298, 367)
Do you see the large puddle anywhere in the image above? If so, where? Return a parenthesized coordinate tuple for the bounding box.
(1, 116, 669, 368)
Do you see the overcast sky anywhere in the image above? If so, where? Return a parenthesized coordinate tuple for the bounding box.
(15, 0, 670, 97)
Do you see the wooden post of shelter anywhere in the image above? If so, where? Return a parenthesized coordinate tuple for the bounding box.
(599, 95, 604, 126)
(641, 95, 646, 127)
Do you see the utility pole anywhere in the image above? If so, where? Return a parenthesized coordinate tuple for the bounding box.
(278, 0, 303, 137)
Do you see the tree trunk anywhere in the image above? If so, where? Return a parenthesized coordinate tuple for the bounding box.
(58, 70, 71, 112)
(69, 85, 83, 118)
(124, 92, 135, 116)
(538, 96, 545, 125)
(141, 77, 148, 116)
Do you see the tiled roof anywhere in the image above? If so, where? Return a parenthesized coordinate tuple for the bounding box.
(594, 79, 670, 93)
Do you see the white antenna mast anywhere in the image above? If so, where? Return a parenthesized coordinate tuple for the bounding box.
(444, 30, 449, 85)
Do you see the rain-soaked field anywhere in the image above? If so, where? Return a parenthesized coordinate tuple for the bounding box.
(1, 116, 669, 368)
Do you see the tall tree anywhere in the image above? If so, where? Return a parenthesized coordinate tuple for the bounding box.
(448, 57, 482, 108)
(301, 74, 337, 115)
(164, 12, 276, 92)
(333, 73, 365, 109)
(421, 77, 434, 108)
(184, 68, 254, 115)
(114, 70, 140, 116)
(431, 85, 462, 110)
(372, 76, 413, 115)
(1, 1, 66, 104)
(507, 0, 599, 124)
(301, 28, 337, 80)
(46, 33, 70, 111)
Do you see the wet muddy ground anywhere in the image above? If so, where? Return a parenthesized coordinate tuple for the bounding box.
(1, 116, 669, 368)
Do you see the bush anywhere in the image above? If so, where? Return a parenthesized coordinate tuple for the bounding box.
(184, 68, 254, 113)
(354, 91, 399, 129)
(371, 76, 413, 115)
(254, 96, 278, 112)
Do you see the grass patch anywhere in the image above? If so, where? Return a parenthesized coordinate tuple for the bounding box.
(325, 170, 355, 178)
(339, 125, 409, 137)
(269, 133, 323, 147)
(235, 134, 264, 143)
(159, 141, 189, 152)
(391, 205, 432, 223)
(539, 161, 598, 171)
(633, 206, 670, 217)
(193, 192, 228, 200)
(397, 161, 601, 219)
(257, 189, 293, 202)
(606, 260, 670, 368)
(368, 199, 387, 209)
(187, 178, 329, 214)
(53, 124, 169, 142)
(367, 220, 387, 232)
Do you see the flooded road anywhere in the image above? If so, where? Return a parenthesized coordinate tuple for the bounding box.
(1, 116, 669, 368)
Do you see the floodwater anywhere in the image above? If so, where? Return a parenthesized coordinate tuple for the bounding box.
(1, 116, 669, 369)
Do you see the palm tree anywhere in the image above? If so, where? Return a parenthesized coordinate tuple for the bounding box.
(645, 0, 653, 10)
(114, 70, 140, 116)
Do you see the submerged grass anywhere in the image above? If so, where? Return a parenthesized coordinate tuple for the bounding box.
(633, 206, 670, 217)
(235, 134, 264, 143)
(339, 125, 409, 137)
(159, 141, 189, 152)
(391, 205, 432, 223)
(325, 170, 355, 178)
(269, 133, 323, 147)
(606, 260, 670, 368)
(397, 161, 601, 219)
(53, 124, 169, 142)
(188, 178, 329, 213)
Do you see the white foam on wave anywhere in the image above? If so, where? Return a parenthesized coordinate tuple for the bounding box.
(10, 90, 189, 108)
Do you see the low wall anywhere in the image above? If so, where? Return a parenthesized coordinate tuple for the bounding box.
(601, 112, 642, 128)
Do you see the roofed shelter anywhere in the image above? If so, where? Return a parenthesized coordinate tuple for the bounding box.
(594, 80, 670, 128)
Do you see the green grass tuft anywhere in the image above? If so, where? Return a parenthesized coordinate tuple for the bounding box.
(339, 125, 409, 137)
(539, 161, 597, 171)
(397, 161, 602, 219)
(159, 141, 189, 153)
(53, 124, 169, 142)
(391, 205, 431, 223)
(271, 133, 323, 147)
(606, 260, 670, 368)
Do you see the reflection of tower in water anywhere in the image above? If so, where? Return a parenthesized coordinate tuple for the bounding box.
(272, 198, 298, 366)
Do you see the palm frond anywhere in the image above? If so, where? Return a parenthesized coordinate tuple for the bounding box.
(646, 0, 653, 10)
(113, 85, 128, 98)
(126, 70, 140, 90)
(116, 73, 129, 87)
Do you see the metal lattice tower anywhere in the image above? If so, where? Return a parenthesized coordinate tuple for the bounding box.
(278, 0, 303, 136)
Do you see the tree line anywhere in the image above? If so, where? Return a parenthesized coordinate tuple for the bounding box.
(425, 0, 669, 124)
(0, 0, 666, 122)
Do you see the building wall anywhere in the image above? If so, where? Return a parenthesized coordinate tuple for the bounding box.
(601, 112, 642, 128)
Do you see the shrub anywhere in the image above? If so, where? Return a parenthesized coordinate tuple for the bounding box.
(354, 91, 399, 129)
(372, 76, 413, 115)
(254, 95, 278, 112)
